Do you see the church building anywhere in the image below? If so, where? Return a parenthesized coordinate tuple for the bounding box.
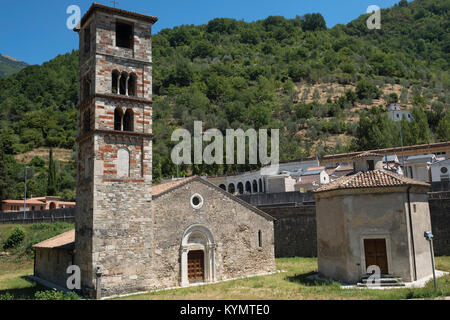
(33, 4, 275, 299)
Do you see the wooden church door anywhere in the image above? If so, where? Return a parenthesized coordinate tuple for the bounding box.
(364, 239, 389, 274)
(188, 250, 205, 283)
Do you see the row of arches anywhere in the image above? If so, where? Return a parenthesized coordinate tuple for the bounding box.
(112, 70, 137, 97)
(219, 178, 265, 195)
(81, 107, 135, 135)
(114, 107, 134, 132)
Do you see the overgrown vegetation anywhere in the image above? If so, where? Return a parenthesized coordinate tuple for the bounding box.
(0, 223, 74, 263)
(0, 0, 448, 190)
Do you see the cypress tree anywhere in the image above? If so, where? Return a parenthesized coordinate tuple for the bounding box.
(0, 140, 9, 203)
(47, 148, 57, 196)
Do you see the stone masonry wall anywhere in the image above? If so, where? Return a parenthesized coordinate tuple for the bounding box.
(151, 180, 276, 290)
(259, 206, 317, 258)
(35, 248, 73, 289)
(429, 197, 450, 256)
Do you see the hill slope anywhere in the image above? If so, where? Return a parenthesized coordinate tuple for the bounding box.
(0, 54, 28, 78)
(0, 0, 448, 190)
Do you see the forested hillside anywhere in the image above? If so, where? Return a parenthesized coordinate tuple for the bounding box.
(0, 0, 449, 200)
(0, 54, 28, 78)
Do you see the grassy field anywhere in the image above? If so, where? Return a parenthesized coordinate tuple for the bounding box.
(118, 257, 450, 300)
(0, 223, 448, 300)
(0, 223, 74, 299)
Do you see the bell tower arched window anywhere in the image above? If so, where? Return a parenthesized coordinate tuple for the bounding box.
(112, 70, 120, 94)
(116, 147, 130, 177)
(119, 72, 128, 95)
(123, 109, 134, 132)
(114, 107, 123, 131)
(128, 73, 137, 97)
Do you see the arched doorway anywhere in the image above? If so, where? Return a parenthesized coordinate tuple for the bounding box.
(49, 202, 56, 210)
(181, 225, 215, 286)
(259, 178, 263, 193)
(219, 184, 226, 191)
(228, 183, 235, 194)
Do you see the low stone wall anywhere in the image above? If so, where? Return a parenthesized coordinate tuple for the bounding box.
(260, 205, 317, 258)
(0, 208, 75, 224)
(34, 247, 74, 289)
(428, 195, 450, 256)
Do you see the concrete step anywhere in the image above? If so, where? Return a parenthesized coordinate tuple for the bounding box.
(358, 275, 405, 287)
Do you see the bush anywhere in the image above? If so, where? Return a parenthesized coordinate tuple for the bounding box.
(0, 293, 14, 300)
(3, 226, 26, 250)
(34, 289, 79, 300)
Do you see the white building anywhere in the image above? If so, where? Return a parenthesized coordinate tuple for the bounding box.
(387, 104, 413, 122)
(404, 154, 436, 182)
(430, 158, 450, 182)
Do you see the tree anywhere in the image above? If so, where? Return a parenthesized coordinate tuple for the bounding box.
(436, 114, 450, 142)
(302, 13, 327, 31)
(47, 148, 57, 196)
(356, 79, 381, 101)
(0, 140, 11, 202)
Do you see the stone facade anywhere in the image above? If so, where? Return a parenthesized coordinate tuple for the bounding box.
(315, 187, 434, 283)
(150, 178, 276, 289)
(74, 4, 155, 298)
(34, 248, 74, 287)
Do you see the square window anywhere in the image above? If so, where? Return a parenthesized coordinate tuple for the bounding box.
(116, 21, 133, 49)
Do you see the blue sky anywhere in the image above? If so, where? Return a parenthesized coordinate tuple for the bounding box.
(0, 0, 402, 65)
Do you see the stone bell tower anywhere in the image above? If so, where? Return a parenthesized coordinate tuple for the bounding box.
(74, 4, 157, 298)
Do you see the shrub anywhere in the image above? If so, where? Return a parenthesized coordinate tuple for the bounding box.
(3, 226, 26, 250)
(34, 289, 79, 300)
(0, 293, 14, 300)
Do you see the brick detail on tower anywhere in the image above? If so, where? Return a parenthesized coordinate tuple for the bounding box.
(74, 4, 157, 298)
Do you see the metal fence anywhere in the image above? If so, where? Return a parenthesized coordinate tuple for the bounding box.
(0, 208, 75, 224)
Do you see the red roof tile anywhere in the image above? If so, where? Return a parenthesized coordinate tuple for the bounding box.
(314, 170, 429, 193)
(33, 230, 75, 250)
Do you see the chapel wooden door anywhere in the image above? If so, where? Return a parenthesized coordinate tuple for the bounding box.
(188, 250, 205, 283)
(364, 239, 389, 274)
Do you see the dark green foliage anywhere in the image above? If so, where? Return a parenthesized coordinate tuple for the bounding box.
(0, 0, 448, 186)
(46, 148, 57, 196)
(356, 79, 381, 101)
(34, 289, 79, 300)
(3, 226, 26, 250)
(301, 13, 327, 31)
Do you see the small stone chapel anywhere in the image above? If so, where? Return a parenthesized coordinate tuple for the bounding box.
(314, 152, 434, 284)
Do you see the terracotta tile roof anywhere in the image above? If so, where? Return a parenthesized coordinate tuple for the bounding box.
(314, 170, 429, 193)
(33, 230, 75, 250)
(152, 176, 198, 196)
(352, 151, 383, 159)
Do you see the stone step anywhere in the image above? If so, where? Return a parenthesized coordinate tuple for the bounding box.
(358, 275, 405, 287)
(357, 282, 406, 288)
(361, 278, 403, 284)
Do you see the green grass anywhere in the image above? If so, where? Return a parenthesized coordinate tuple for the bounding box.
(0, 222, 74, 299)
(118, 257, 450, 300)
(0, 222, 74, 266)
